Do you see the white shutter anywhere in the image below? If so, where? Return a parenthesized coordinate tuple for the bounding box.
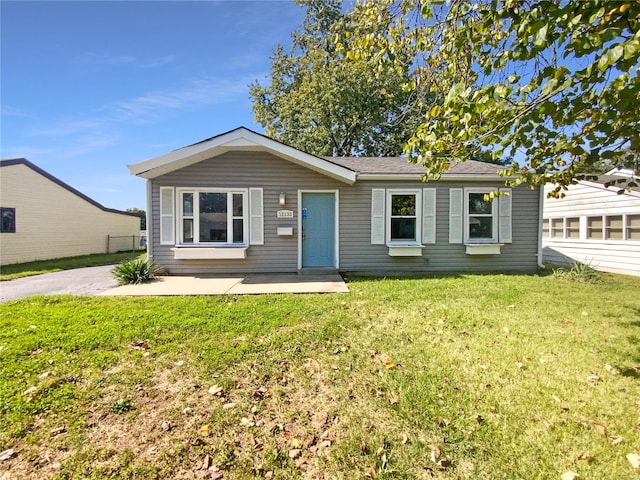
(422, 188, 437, 244)
(159, 187, 175, 245)
(499, 188, 512, 243)
(249, 188, 264, 245)
(371, 188, 385, 244)
(449, 188, 463, 244)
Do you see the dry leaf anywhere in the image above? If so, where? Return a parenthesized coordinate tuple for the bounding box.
(0, 449, 15, 461)
(364, 466, 376, 477)
(437, 458, 451, 470)
(222, 402, 236, 410)
(199, 424, 211, 436)
(592, 423, 606, 435)
(561, 471, 579, 480)
(609, 436, 623, 445)
(208, 385, 224, 396)
(604, 364, 620, 375)
(201, 454, 212, 470)
(577, 452, 593, 461)
(50, 426, 66, 436)
(288, 449, 302, 459)
(385, 361, 395, 369)
(627, 453, 640, 469)
(22, 386, 37, 397)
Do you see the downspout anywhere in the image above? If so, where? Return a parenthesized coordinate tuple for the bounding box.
(537, 185, 545, 269)
(146, 179, 153, 260)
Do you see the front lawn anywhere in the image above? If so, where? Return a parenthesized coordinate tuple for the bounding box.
(1, 273, 639, 479)
(0, 252, 145, 281)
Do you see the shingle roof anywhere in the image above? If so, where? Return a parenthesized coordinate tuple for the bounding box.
(324, 156, 504, 176)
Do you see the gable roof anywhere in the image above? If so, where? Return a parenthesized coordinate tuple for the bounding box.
(129, 127, 509, 183)
(128, 127, 357, 184)
(0, 158, 138, 216)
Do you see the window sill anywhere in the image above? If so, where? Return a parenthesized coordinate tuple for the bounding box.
(465, 243, 503, 255)
(172, 245, 248, 259)
(387, 243, 424, 257)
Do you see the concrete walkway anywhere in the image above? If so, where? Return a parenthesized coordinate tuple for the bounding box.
(99, 274, 348, 296)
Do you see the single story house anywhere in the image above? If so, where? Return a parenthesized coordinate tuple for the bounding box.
(0, 158, 140, 266)
(129, 127, 543, 275)
(543, 169, 640, 276)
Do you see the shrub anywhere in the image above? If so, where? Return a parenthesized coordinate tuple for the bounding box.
(112, 257, 160, 285)
(552, 261, 600, 283)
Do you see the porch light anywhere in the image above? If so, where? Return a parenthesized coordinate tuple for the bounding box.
(279, 192, 286, 206)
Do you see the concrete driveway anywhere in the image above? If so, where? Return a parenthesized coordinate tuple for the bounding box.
(0, 265, 118, 303)
(1, 267, 348, 303)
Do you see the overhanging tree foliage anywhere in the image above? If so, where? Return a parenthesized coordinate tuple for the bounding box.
(346, 0, 640, 194)
(249, 0, 421, 157)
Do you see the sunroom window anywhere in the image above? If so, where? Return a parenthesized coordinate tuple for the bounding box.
(179, 189, 247, 245)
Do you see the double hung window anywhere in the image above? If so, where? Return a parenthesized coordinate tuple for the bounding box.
(179, 189, 247, 245)
(466, 190, 496, 242)
(389, 192, 418, 242)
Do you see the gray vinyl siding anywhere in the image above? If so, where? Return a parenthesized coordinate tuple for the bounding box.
(150, 151, 343, 274)
(150, 151, 540, 274)
(339, 181, 540, 274)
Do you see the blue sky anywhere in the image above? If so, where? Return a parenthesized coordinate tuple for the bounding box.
(1, 1, 307, 210)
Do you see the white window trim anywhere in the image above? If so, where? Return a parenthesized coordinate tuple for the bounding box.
(175, 188, 249, 247)
(464, 188, 497, 244)
(386, 188, 423, 246)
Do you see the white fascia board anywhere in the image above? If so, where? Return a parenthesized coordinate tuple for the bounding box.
(128, 127, 356, 184)
(579, 179, 640, 198)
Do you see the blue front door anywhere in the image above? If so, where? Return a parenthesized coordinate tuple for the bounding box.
(302, 192, 335, 267)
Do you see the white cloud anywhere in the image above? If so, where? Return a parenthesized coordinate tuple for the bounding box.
(106, 76, 251, 123)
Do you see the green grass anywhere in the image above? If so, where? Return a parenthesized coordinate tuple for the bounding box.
(1, 272, 639, 479)
(0, 251, 145, 281)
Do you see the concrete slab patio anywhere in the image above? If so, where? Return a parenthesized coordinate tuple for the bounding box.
(99, 274, 349, 296)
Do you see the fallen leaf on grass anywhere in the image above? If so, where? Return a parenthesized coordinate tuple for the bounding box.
(222, 402, 236, 410)
(208, 385, 224, 396)
(131, 340, 150, 350)
(428, 444, 441, 461)
(364, 466, 376, 477)
(627, 453, 640, 469)
(22, 386, 37, 397)
(592, 423, 606, 436)
(604, 364, 620, 375)
(561, 471, 579, 480)
(609, 436, 623, 445)
(289, 449, 302, 459)
(0, 449, 15, 461)
(50, 426, 66, 436)
(437, 458, 451, 470)
(199, 424, 211, 436)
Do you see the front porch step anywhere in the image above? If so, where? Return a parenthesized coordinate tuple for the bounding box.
(298, 267, 339, 275)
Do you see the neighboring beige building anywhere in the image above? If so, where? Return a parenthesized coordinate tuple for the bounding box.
(0, 158, 140, 266)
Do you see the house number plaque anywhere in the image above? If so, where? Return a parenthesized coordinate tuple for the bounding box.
(277, 210, 294, 219)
